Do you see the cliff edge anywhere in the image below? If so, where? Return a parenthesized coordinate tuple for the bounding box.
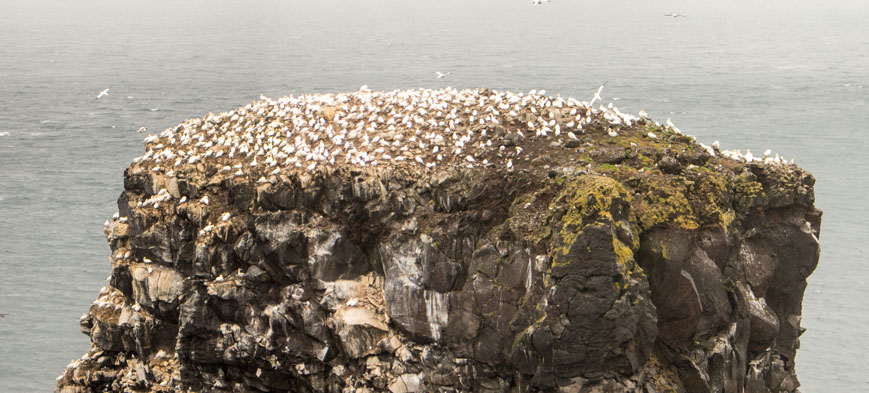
(56, 87, 821, 393)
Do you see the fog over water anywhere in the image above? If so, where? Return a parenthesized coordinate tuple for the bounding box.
(0, 0, 867, 391)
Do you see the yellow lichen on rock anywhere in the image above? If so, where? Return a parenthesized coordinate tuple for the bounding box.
(633, 175, 700, 231)
(554, 175, 632, 248)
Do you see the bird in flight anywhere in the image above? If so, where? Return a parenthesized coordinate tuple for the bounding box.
(589, 82, 606, 106)
(435, 71, 451, 79)
(95, 88, 110, 101)
(532, 0, 553, 4)
(664, 13, 687, 18)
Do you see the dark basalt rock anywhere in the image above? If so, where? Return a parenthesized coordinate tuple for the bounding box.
(657, 156, 683, 174)
(58, 92, 821, 393)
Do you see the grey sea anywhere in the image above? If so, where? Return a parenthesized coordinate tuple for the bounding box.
(1, 0, 867, 391)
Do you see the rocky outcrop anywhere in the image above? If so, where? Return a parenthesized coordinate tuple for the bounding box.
(57, 88, 820, 392)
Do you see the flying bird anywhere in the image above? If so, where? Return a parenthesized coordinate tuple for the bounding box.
(532, 0, 553, 4)
(95, 88, 110, 101)
(664, 13, 687, 18)
(589, 82, 606, 106)
(435, 71, 451, 79)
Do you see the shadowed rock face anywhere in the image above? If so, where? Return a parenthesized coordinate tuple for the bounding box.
(57, 89, 820, 393)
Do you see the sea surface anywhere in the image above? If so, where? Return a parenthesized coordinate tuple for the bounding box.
(0, 0, 866, 391)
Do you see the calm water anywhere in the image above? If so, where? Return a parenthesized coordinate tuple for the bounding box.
(1, 0, 867, 391)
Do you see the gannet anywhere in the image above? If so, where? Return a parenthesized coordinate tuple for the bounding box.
(95, 88, 110, 101)
(665, 118, 681, 134)
(435, 71, 451, 79)
(137, 127, 147, 133)
(664, 13, 687, 18)
(589, 83, 606, 107)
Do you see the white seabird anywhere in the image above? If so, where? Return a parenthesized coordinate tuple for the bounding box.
(95, 88, 110, 101)
(589, 83, 606, 107)
(664, 13, 687, 18)
(435, 71, 451, 79)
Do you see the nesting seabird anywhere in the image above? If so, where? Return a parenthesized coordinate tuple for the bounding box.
(125, 87, 779, 205)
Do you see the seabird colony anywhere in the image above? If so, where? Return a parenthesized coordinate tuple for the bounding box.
(98, 86, 791, 322)
(132, 87, 790, 180)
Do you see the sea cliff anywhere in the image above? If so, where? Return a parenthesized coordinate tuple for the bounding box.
(56, 87, 820, 393)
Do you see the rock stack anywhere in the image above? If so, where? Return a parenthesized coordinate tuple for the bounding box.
(56, 88, 820, 392)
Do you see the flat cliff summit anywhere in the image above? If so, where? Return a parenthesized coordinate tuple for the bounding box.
(57, 87, 821, 393)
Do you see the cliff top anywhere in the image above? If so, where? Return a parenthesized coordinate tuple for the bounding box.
(123, 87, 818, 237)
(133, 87, 793, 182)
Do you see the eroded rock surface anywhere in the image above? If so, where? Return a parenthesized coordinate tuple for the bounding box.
(57, 88, 820, 393)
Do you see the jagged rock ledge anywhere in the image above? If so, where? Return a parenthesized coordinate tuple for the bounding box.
(57, 88, 821, 392)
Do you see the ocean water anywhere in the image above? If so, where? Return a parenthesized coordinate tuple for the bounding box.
(0, 0, 866, 391)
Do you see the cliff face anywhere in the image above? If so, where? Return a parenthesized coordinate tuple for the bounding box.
(57, 88, 820, 393)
